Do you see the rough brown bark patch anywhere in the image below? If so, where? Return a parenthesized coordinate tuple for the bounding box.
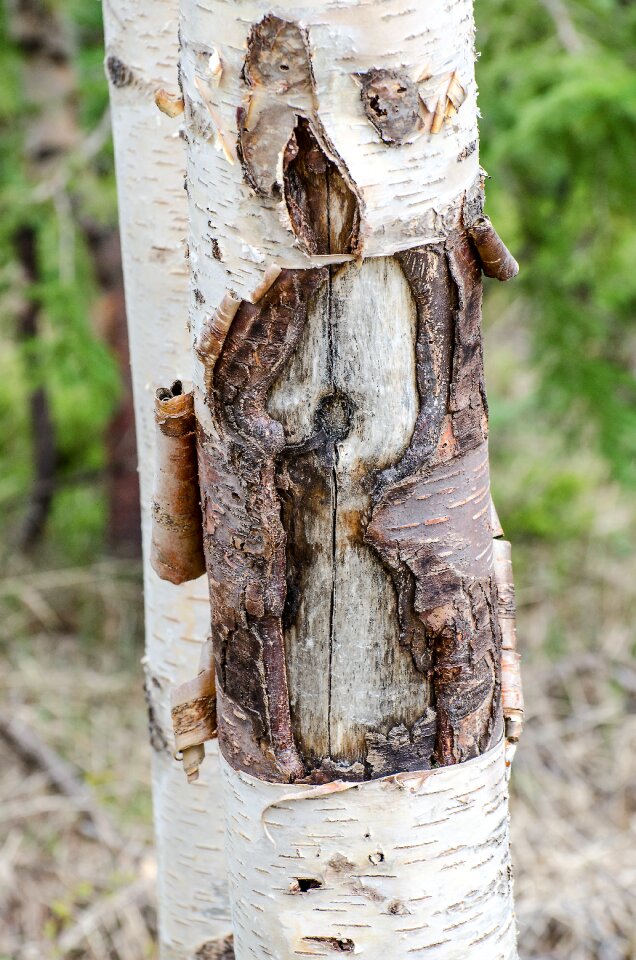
(365, 234, 502, 766)
(357, 69, 422, 144)
(198, 268, 328, 782)
(198, 235, 502, 780)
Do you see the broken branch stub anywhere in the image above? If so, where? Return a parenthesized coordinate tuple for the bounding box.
(468, 215, 520, 282)
(150, 383, 206, 585)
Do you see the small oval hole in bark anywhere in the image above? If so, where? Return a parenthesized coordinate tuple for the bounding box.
(290, 877, 323, 893)
(368, 851, 384, 865)
(302, 938, 355, 953)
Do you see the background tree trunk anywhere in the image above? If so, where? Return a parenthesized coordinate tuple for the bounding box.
(177, 0, 520, 957)
(102, 1, 231, 956)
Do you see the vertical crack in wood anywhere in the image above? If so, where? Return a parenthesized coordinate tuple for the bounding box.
(326, 163, 337, 760)
(198, 268, 328, 782)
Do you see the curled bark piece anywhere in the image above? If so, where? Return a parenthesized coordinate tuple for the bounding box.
(251, 264, 282, 303)
(194, 74, 236, 165)
(493, 538, 524, 744)
(195, 293, 241, 392)
(154, 88, 184, 117)
(207, 48, 222, 85)
(150, 382, 206, 584)
(172, 638, 217, 782)
(420, 70, 467, 134)
(468, 216, 519, 281)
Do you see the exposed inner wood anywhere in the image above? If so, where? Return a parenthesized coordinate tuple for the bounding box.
(271, 257, 432, 777)
(195, 19, 503, 783)
(283, 118, 359, 255)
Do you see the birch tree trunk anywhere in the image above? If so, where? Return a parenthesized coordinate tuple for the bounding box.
(107, 0, 524, 955)
(172, 0, 523, 957)
(102, 3, 231, 957)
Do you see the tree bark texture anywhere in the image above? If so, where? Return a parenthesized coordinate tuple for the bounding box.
(175, 0, 522, 957)
(102, 2, 231, 957)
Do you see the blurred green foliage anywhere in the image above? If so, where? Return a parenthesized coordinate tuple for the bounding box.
(478, 0, 636, 486)
(0, 0, 635, 561)
(0, 0, 119, 561)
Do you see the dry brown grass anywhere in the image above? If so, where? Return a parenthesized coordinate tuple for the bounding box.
(0, 561, 157, 960)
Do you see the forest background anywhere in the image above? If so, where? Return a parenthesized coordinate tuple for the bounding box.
(1, 1, 635, 958)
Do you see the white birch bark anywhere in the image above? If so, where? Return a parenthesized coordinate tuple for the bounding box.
(102, 3, 230, 956)
(222, 739, 516, 959)
(181, 0, 480, 304)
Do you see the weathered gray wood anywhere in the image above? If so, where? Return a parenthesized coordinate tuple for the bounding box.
(270, 258, 431, 770)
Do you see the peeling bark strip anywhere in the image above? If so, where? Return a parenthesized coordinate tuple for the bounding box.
(493, 539, 524, 746)
(172, 637, 217, 783)
(222, 740, 516, 959)
(151, 383, 206, 585)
